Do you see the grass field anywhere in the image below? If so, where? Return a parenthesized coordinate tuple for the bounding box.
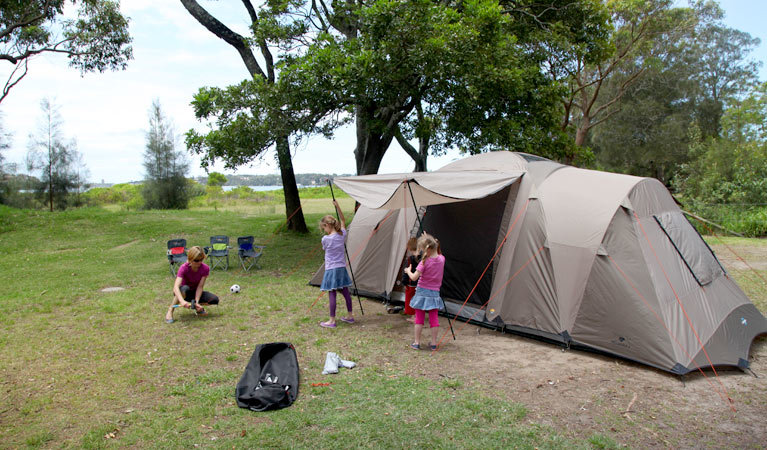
(1, 200, 764, 449)
(0, 200, 605, 449)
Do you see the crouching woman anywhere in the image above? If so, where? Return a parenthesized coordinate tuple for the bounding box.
(165, 246, 219, 323)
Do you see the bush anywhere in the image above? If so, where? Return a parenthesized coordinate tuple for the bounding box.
(683, 200, 767, 237)
(82, 183, 142, 208)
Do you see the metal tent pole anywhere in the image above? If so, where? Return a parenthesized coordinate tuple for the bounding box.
(406, 181, 455, 340)
(328, 179, 364, 315)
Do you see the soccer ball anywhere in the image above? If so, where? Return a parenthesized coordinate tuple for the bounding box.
(230, 284, 241, 294)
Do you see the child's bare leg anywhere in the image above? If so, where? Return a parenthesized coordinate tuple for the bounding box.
(413, 324, 423, 346)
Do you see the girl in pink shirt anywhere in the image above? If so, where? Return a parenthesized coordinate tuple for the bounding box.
(404, 233, 445, 350)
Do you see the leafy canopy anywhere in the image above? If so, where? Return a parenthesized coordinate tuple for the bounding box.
(0, 0, 133, 102)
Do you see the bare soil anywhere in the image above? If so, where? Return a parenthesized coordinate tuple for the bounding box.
(370, 241, 767, 449)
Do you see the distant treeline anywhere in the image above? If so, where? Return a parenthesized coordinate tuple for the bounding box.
(194, 173, 352, 187)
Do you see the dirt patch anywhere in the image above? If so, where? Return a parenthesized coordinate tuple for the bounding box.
(365, 307, 766, 449)
(110, 239, 139, 251)
(364, 240, 767, 449)
(100, 287, 125, 292)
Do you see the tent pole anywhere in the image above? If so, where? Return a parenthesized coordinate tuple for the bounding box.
(328, 179, 364, 315)
(406, 181, 455, 340)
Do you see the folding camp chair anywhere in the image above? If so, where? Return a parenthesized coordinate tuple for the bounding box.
(205, 235, 230, 270)
(167, 238, 187, 276)
(237, 236, 266, 271)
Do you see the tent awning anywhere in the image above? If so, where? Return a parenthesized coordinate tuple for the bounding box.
(333, 170, 524, 209)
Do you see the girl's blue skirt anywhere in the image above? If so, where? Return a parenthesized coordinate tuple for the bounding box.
(321, 267, 352, 291)
(409, 287, 443, 311)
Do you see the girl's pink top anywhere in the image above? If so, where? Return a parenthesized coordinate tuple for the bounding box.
(416, 254, 445, 291)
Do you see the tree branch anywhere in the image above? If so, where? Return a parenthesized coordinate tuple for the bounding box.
(180, 0, 266, 79)
(0, 0, 53, 41)
(1, 58, 29, 104)
(591, 67, 646, 118)
(241, 0, 275, 83)
(310, 0, 330, 31)
(394, 125, 419, 161)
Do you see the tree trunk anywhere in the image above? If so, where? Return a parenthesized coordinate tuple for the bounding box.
(275, 135, 307, 232)
(180, 0, 307, 232)
(574, 118, 590, 148)
(394, 125, 427, 172)
(354, 107, 396, 175)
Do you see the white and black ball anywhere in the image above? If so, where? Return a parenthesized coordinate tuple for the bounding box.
(230, 284, 241, 294)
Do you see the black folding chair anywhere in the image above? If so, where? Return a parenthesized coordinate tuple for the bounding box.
(237, 236, 266, 271)
(205, 235, 230, 270)
(167, 238, 187, 276)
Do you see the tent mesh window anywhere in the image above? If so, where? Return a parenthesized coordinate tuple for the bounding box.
(653, 211, 724, 286)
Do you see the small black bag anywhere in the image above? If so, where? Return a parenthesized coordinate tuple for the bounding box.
(235, 342, 299, 412)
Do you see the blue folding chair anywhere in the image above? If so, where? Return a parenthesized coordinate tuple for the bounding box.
(237, 236, 266, 271)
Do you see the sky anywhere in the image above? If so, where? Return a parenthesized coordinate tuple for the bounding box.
(1, 0, 765, 185)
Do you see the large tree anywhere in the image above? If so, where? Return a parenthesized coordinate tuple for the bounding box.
(686, 22, 762, 139)
(180, 0, 308, 232)
(188, 1, 609, 181)
(26, 97, 88, 211)
(142, 99, 189, 210)
(0, 0, 133, 103)
(552, 0, 696, 161)
(588, 2, 762, 183)
(300, 0, 609, 174)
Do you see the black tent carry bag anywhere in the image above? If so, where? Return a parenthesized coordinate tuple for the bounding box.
(235, 342, 299, 412)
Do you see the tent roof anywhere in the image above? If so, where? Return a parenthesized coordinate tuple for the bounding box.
(333, 170, 524, 209)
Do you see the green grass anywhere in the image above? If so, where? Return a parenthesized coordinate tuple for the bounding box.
(2, 200, 763, 448)
(0, 201, 596, 449)
(703, 235, 767, 312)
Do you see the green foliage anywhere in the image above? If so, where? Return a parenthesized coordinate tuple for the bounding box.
(188, 0, 609, 173)
(589, 3, 763, 182)
(0, 0, 132, 103)
(142, 99, 190, 210)
(293, 186, 350, 200)
(206, 171, 227, 186)
(674, 86, 767, 209)
(81, 183, 142, 208)
(25, 98, 89, 211)
(186, 178, 206, 198)
(674, 99, 767, 237)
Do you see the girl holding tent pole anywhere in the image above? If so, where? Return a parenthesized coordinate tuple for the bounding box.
(318, 200, 355, 328)
(404, 233, 445, 350)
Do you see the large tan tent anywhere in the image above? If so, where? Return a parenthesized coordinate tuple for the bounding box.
(311, 152, 766, 374)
